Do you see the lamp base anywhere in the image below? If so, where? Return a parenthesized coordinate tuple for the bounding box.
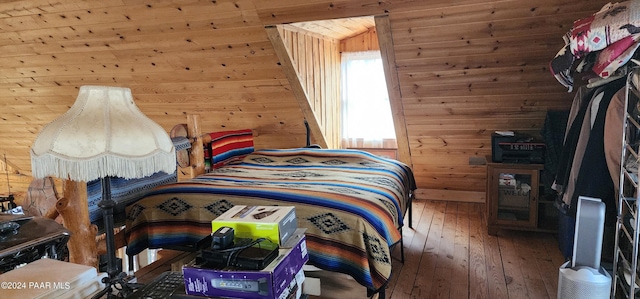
(91, 177, 141, 299)
(99, 255, 123, 274)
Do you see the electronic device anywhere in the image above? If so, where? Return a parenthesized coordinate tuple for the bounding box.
(126, 271, 184, 299)
(183, 231, 308, 298)
(491, 132, 545, 164)
(558, 196, 611, 299)
(233, 240, 279, 270)
(572, 196, 605, 269)
(198, 237, 279, 270)
(211, 277, 269, 295)
(212, 226, 235, 250)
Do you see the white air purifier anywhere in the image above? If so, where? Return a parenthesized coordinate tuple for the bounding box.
(557, 196, 612, 299)
(558, 261, 611, 299)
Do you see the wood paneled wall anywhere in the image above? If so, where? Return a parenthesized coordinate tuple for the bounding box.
(278, 25, 341, 149)
(340, 27, 380, 53)
(389, 0, 607, 201)
(0, 162, 44, 208)
(0, 0, 611, 204)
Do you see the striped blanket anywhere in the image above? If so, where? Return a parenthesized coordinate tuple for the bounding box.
(125, 148, 415, 292)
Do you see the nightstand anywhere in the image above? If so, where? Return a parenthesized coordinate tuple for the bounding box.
(486, 160, 557, 235)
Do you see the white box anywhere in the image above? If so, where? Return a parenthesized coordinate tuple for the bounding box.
(0, 258, 105, 299)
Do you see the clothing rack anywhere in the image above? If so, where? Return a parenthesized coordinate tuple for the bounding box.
(549, 3, 640, 297)
(613, 67, 640, 298)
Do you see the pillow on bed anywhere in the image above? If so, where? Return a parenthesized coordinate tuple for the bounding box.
(208, 129, 254, 169)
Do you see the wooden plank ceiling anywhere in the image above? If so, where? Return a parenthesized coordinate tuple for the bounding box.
(0, 0, 610, 203)
(286, 16, 374, 40)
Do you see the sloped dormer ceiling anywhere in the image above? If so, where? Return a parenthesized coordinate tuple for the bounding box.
(286, 16, 375, 40)
(0, 0, 609, 203)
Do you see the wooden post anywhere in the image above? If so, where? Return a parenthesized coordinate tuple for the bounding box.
(375, 15, 413, 169)
(57, 179, 98, 269)
(187, 114, 205, 178)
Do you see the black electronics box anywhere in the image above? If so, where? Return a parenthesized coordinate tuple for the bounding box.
(491, 132, 545, 164)
(197, 238, 279, 270)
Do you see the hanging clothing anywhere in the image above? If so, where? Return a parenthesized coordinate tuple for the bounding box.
(603, 88, 627, 195)
(553, 86, 597, 208)
(570, 83, 623, 221)
(540, 110, 570, 197)
(554, 78, 625, 211)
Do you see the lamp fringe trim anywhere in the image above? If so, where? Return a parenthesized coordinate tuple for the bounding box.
(31, 149, 176, 182)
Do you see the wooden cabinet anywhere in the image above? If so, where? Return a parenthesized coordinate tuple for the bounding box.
(486, 161, 556, 235)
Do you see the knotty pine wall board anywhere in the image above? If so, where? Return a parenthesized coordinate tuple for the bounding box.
(399, 65, 554, 86)
(387, 0, 598, 198)
(390, 1, 600, 26)
(403, 101, 573, 117)
(401, 83, 567, 100)
(255, 0, 602, 25)
(0, 52, 120, 69)
(0, 0, 612, 203)
(278, 25, 341, 148)
(406, 112, 549, 127)
(340, 26, 379, 52)
(128, 79, 292, 95)
(133, 91, 291, 104)
(0, 0, 124, 17)
(393, 36, 566, 67)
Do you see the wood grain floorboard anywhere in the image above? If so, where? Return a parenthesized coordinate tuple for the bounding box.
(468, 202, 489, 299)
(451, 203, 470, 299)
(389, 199, 431, 299)
(410, 201, 446, 299)
(381, 199, 564, 299)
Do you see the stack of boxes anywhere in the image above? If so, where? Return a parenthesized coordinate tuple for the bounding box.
(182, 205, 307, 299)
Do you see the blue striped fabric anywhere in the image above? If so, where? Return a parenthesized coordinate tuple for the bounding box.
(126, 148, 415, 292)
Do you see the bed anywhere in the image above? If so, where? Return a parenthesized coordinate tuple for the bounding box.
(124, 146, 415, 295)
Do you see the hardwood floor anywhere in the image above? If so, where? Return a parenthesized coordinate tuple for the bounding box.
(383, 199, 566, 299)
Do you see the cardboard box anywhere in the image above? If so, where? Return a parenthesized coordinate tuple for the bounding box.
(183, 229, 308, 299)
(212, 205, 297, 245)
(277, 268, 304, 299)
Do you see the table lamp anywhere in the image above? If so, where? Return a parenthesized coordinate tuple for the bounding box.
(30, 85, 176, 298)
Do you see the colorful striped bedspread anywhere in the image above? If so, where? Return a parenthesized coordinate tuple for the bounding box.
(125, 148, 415, 292)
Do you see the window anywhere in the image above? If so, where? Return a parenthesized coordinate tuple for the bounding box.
(341, 51, 396, 149)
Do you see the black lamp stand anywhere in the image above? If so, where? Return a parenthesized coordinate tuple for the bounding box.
(92, 176, 138, 299)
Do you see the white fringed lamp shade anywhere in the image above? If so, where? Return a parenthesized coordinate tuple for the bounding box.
(30, 86, 176, 182)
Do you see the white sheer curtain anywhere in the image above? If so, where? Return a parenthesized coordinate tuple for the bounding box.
(341, 51, 396, 149)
